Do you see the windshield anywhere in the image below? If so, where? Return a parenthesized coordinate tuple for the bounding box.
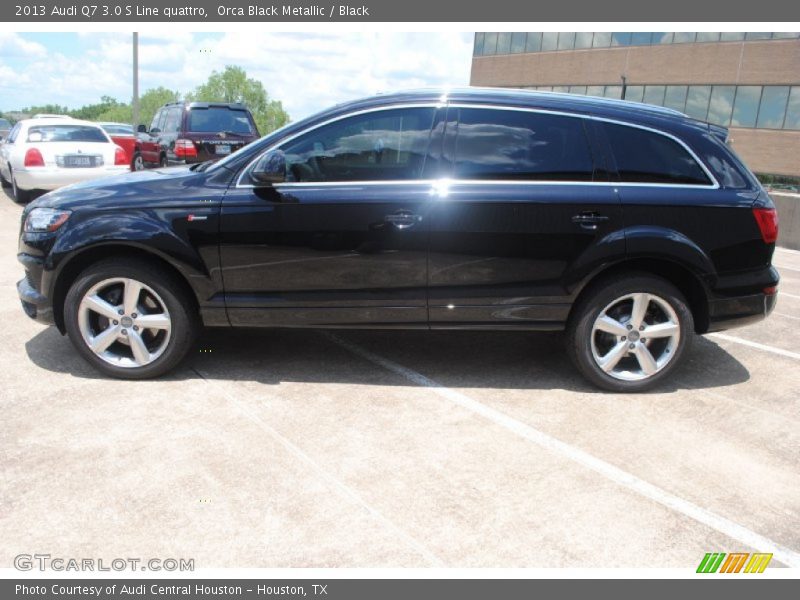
(0, 119, 11, 128)
(187, 107, 254, 134)
(27, 124, 108, 143)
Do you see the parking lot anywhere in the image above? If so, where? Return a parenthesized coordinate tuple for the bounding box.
(1, 185, 799, 570)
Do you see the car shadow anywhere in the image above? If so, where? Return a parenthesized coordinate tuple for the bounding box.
(24, 325, 750, 394)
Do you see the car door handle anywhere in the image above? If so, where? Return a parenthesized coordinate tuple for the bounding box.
(385, 211, 422, 229)
(572, 212, 609, 230)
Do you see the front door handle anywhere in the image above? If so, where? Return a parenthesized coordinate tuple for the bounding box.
(572, 212, 609, 230)
(385, 210, 422, 229)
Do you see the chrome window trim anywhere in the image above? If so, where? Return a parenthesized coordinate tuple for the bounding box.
(235, 102, 720, 190)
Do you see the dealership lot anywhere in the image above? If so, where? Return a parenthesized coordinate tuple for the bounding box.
(1, 187, 798, 569)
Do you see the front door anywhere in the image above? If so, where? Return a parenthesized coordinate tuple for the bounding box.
(220, 106, 440, 327)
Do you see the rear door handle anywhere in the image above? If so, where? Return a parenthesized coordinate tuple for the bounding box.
(385, 210, 422, 229)
(572, 212, 609, 230)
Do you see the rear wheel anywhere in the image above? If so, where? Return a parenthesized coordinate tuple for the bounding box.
(159, 154, 168, 168)
(567, 274, 693, 392)
(0, 164, 10, 187)
(64, 258, 199, 379)
(10, 168, 33, 203)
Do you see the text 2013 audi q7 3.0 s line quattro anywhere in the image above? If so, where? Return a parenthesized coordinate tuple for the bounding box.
(17, 88, 779, 392)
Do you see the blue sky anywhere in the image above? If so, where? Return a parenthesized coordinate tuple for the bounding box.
(0, 32, 473, 119)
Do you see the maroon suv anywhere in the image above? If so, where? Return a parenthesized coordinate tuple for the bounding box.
(136, 101, 260, 167)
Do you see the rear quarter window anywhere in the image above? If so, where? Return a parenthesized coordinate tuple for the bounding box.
(603, 122, 712, 185)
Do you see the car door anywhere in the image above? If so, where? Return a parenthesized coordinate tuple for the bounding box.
(219, 105, 441, 327)
(139, 109, 165, 164)
(160, 106, 182, 164)
(427, 105, 623, 328)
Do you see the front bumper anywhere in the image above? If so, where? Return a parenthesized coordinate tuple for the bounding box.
(706, 291, 778, 333)
(14, 165, 129, 191)
(17, 253, 55, 325)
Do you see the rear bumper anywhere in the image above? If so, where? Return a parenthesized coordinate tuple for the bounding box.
(706, 291, 778, 333)
(14, 166, 128, 191)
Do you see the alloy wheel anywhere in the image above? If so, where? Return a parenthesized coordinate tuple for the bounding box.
(590, 292, 681, 382)
(77, 277, 172, 368)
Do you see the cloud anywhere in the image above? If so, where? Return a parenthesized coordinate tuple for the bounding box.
(0, 32, 47, 59)
(1, 32, 474, 120)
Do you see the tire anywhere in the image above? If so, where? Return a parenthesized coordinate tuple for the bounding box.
(10, 168, 33, 203)
(131, 152, 144, 171)
(566, 273, 693, 393)
(159, 154, 168, 168)
(0, 165, 10, 187)
(63, 258, 199, 379)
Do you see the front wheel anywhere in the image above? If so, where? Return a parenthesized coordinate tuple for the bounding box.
(567, 274, 693, 392)
(64, 258, 199, 379)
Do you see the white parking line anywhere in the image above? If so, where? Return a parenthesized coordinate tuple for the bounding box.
(779, 292, 800, 300)
(709, 333, 800, 361)
(324, 332, 800, 568)
(775, 312, 800, 321)
(194, 368, 445, 567)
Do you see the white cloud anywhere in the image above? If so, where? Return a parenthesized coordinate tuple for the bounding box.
(1, 32, 474, 120)
(0, 32, 47, 58)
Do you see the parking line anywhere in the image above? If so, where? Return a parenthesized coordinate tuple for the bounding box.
(779, 292, 800, 300)
(193, 368, 445, 567)
(324, 332, 800, 568)
(775, 311, 800, 321)
(709, 333, 800, 361)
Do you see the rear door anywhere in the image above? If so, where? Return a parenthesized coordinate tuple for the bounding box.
(427, 105, 623, 329)
(219, 105, 441, 327)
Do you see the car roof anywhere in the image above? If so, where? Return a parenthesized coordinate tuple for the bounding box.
(321, 87, 713, 135)
(163, 101, 249, 109)
(20, 117, 109, 130)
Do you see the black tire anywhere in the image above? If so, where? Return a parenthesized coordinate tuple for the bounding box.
(10, 168, 33, 203)
(63, 258, 199, 379)
(159, 154, 168, 168)
(131, 152, 144, 171)
(566, 273, 694, 393)
(0, 165, 10, 187)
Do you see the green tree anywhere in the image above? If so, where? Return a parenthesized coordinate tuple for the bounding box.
(71, 95, 124, 121)
(190, 65, 289, 135)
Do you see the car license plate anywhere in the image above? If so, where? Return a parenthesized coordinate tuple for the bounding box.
(216, 145, 231, 155)
(64, 155, 93, 167)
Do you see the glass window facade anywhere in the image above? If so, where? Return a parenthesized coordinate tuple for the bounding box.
(520, 84, 800, 130)
(475, 31, 799, 56)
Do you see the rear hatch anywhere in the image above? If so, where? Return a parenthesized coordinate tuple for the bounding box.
(183, 105, 259, 161)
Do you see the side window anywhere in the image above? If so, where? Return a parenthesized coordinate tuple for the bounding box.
(279, 107, 435, 183)
(150, 110, 163, 132)
(603, 123, 712, 185)
(451, 108, 597, 181)
(162, 107, 182, 134)
(7, 124, 21, 144)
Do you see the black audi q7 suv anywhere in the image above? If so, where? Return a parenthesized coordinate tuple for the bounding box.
(17, 88, 779, 392)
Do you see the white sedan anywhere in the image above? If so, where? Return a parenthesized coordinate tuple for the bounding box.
(0, 118, 129, 203)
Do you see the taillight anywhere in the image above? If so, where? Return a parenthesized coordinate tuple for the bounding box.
(24, 148, 45, 167)
(174, 139, 197, 159)
(114, 145, 128, 165)
(752, 207, 779, 244)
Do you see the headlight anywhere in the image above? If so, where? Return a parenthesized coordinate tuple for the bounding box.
(24, 208, 72, 233)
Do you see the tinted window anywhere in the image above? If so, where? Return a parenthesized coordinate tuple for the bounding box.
(0, 119, 11, 128)
(150, 109, 163, 132)
(188, 107, 254, 134)
(163, 107, 182, 133)
(7, 124, 21, 143)
(604, 123, 711, 185)
(731, 86, 762, 127)
(27, 125, 107, 143)
(452, 109, 597, 182)
(101, 123, 134, 135)
(756, 86, 790, 129)
(280, 107, 434, 183)
(707, 86, 736, 126)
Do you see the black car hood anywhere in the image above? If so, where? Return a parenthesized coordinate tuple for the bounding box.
(29, 165, 231, 212)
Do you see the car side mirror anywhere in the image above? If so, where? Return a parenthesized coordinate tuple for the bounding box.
(150, 127, 161, 135)
(251, 150, 286, 185)
(136, 124, 147, 133)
